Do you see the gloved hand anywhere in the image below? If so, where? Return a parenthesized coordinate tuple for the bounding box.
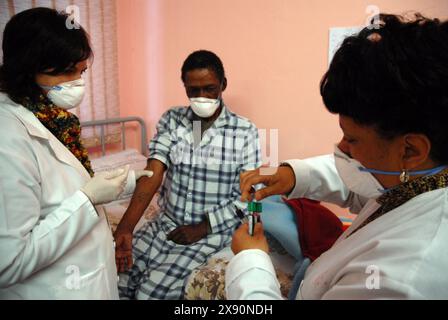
(121, 168, 154, 196)
(81, 165, 130, 205)
(135, 170, 154, 180)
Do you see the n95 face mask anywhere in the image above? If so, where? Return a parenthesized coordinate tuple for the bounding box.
(190, 97, 220, 118)
(334, 145, 386, 199)
(40, 78, 86, 110)
(334, 145, 448, 199)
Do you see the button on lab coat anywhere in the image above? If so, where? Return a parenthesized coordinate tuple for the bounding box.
(226, 154, 448, 299)
(0, 93, 118, 299)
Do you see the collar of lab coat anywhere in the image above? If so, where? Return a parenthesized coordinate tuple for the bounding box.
(0, 93, 91, 180)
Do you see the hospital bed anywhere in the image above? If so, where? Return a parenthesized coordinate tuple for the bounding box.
(81, 117, 297, 299)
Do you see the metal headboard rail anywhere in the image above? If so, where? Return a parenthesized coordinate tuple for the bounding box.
(80, 116, 148, 157)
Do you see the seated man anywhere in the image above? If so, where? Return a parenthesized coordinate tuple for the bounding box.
(115, 50, 261, 299)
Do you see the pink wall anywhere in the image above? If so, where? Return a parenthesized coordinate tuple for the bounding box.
(116, 0, 448, 215)
(117, 0, 448, 159)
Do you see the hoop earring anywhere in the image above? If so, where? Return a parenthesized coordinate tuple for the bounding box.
(399, 169, 410, 183)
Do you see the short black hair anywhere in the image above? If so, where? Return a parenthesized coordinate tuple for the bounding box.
(181, 50, 225, 83)
(0, 7, 92, 104)
(320, 13, 448, 163)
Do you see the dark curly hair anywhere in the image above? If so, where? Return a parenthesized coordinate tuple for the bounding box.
(320, 13, 448, 164)
(0, 7, 92, 104)
(181, 50, 225, 83)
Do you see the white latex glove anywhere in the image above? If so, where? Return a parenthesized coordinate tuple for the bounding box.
(81, 165, 130, 205)
(135, 169, 154, 180)
(121, 169, 154, 196)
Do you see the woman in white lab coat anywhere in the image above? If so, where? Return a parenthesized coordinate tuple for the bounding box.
(0, 8, 150, 299)
(227, 13, 448, 299)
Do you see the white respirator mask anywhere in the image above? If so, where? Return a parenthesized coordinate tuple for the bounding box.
(40, 78, 86, 110)
(190, 97, 221, 118)
(334, 144, 448, 199)
(334, 145, 386, 199)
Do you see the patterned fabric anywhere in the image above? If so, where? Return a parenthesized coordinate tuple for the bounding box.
(350, 168, 448, 235)
(22, 95, 94, 176)
(185, 258, 228, 300)
(184, 234, 294, 300)
(118, 105, 261, 300)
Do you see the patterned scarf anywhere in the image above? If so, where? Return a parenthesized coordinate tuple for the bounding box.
(350, 168, 448, 235)
(22, 95, 94, 177)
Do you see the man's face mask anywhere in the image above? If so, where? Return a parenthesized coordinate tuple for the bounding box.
(189, 96, 221, 118)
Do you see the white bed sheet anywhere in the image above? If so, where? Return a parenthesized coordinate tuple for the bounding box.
(90, 148, 148, 173)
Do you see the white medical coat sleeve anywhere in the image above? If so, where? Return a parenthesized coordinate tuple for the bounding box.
(284, 154, 367, 214)
(0, 130, 100, 287)
(320, 271, 421, 300)
(225, 249, 284, 300)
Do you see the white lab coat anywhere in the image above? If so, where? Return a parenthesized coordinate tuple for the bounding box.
(0, 93, 118, 299)
(226, 154, 448, 299)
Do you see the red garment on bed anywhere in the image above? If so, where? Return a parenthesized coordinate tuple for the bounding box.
(282, 198, 344, 261)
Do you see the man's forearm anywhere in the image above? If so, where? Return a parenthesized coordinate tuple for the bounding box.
(116, 159, 165, 232)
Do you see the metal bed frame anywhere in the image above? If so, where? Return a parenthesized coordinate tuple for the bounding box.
(80, 116, 148, 157)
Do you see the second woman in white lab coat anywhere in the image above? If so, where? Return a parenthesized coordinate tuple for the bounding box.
(227, 13, 448, 299)
(0, 8, 151, 299)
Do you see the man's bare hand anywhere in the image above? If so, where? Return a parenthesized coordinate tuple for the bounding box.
(167, 221, 208, 245)
(114, 226, 133, 273)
